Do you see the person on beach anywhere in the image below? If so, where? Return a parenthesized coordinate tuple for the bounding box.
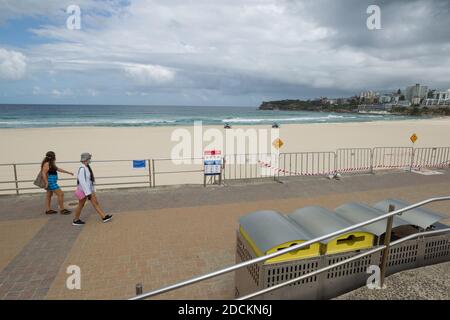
(72, 152, 113, 226)
(41, 151, 73, 215)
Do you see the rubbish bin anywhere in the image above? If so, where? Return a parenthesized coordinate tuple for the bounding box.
(374, 199, 444, 230)
(287, 206, 375, 255)
(239, 210, 321, 264)
(334, 202, 411, 244)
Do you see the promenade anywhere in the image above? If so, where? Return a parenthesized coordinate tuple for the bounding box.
(1, 169, 450, 300)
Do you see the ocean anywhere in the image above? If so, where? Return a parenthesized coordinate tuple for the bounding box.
(0, 104, 418, 128)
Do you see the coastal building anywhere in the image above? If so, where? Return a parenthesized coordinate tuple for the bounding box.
(379, 95, 392, 104)
(405, 84, 428, 104)
(359, 90, 379, 104)
(391, 95, 400, 104)
(423, 89, 450, 107)
(358, 104, 388, 113)
(391, 100, 412, 107)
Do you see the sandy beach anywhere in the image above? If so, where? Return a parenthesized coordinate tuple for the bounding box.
(1, 117, 450, 193)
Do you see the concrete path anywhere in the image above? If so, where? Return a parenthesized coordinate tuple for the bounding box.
(0, 169, 449, 299)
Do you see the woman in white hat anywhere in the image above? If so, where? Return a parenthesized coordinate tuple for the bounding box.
(72, 152, 112, 226)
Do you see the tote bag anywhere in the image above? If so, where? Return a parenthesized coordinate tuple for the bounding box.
(33, 171, 46, 189)
(74, 167, 87, 200)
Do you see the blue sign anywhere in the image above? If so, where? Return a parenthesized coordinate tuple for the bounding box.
(133, 160, 146, 169)
(204, 160, 222, 176)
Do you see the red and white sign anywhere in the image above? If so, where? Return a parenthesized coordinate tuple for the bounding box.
(204, 150, 222, 176)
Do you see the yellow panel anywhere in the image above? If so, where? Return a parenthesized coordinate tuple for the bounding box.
(239, 226, 321, 264)
(265, 241, 321, 264)
(325, 232, 374, 254)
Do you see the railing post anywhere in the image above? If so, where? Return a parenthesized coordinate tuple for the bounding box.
(410, 148, 415, 172)
(152, 159, 156, 187)
(147, 159, 152, 188)
(13, 164, 19, 195)
(379, 204, 395, 289)
(135, 283, 143, 295)
(334, 151, 338, 176)
(370, 148, 374, 174)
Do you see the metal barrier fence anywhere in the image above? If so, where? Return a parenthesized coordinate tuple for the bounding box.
(373, 147, 414, 170)
(277, 152, 335, 176)
(223, 153, 274, 180)
(1, 146, 449, 195)
(413, 147, 450, 169)
(336, 148, 372, 174)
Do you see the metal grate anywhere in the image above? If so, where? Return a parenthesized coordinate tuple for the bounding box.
(326, 254, 371, 279)
(424, 239, 450, 260)
(266, 262, 319, 287)
(236, 234, 260, 286)
(386, 244, 418, 267)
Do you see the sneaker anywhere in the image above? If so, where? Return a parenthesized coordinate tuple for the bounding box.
(102, 214, 113, 223)
(72, 219, 85, 226)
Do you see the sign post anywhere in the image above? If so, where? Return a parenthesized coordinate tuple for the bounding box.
(203, 150, 223, 187)
(410, 133, 418, 171)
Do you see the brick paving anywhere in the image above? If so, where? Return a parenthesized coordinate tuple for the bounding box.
(0, 169, 449, 300)
(0, 214, 83, 299)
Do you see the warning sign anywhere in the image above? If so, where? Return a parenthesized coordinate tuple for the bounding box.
(204, 150, 222, 176)
(410, 133, 418, 144)
(272, 138, 284, 150)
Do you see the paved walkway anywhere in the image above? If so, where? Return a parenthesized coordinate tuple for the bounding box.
(0, 169, 449, 299)
(336, 261, 450, 300)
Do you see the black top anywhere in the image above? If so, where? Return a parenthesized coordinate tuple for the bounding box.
(48, 167, 58, 176)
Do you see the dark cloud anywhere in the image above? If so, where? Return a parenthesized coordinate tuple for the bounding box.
(1, 0, 450, 105)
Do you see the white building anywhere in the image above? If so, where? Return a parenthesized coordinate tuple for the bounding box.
(379, 95, 392, 104)
(405, 84, 428, 104)
(359, 91, 379, 99)
(423, 89, 450, 107)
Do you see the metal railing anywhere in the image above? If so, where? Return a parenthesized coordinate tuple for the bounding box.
(277, 152, 335, 177)
(0, 159, 154, 195)
(1, 146, 449, 195)
(129, 196, 450, 300)
(373, 147, 414, 170)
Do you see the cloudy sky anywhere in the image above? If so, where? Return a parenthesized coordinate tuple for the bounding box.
(0, 0, 449, 106)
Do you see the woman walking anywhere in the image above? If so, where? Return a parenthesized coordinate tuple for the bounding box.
(41, 151, 73, 215)
(72, 152, 112, 226)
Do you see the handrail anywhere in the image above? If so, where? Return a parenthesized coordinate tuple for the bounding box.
(129, 196, 450, 300)
(237, 227, 450, 300)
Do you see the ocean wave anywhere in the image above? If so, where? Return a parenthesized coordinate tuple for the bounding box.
(222, 114, 356, 123)
(0, 119, 177, 126)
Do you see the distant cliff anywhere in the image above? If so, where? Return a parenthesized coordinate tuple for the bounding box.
(259, 100, 450, 116)
(259, 100, 357, 113)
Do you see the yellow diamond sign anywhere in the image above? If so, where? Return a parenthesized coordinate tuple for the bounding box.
(410, 133, 418, 144)
(272, 138, 284, 150)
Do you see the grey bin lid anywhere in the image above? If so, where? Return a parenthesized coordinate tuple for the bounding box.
(335, 203, 411, 236)
(373, 199, 445, 229)
(239, 210, 313, 253)
(287, 206, 361, 243)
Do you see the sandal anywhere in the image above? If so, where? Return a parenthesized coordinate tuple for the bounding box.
(60, 209, 72, 215)
(45, 210, 57, 215)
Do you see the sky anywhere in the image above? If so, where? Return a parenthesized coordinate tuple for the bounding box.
(0, 0, 449, 106)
